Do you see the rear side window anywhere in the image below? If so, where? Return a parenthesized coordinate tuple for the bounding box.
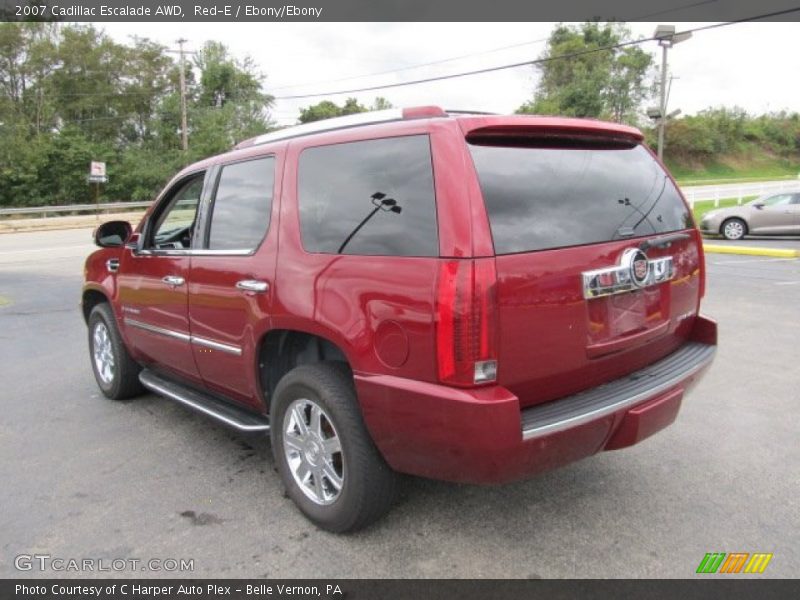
(468, 140, 692, 254)
(298, 135, 438, 256)
(207, 157, 275, 251)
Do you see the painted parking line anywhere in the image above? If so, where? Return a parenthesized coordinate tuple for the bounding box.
(774, 281, 800, 286)
(710, 257, 800, 266)
(703, 244, 799, 258)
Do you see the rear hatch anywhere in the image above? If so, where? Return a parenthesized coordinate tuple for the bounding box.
(466, 125, 703, 408)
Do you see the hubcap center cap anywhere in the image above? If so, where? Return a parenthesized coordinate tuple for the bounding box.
(304, 437, 323, 466)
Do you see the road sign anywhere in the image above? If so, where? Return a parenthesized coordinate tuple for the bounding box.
(88, 161, 107, 183)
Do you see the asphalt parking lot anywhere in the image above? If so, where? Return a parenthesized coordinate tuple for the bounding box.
(0, 229, 798, 579)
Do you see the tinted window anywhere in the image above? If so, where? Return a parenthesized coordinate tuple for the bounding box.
(298, 136, 438, 256)
(208, 157, 274, 250)
(468, 141, 692, 254)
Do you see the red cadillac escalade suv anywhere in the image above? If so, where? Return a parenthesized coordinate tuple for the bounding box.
(83, 107, 717, 532)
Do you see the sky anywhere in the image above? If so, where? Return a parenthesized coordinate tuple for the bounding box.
(101, 22, 800, 126)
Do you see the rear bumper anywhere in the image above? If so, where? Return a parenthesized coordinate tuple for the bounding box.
(356, 315, 717, 484)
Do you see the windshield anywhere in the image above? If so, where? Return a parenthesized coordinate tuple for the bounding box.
(468, 141, 692, 254)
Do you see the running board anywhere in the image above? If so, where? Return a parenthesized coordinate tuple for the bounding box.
(139, 369, 270, 433)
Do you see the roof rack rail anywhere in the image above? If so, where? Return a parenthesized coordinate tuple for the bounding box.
(234, 106, 448, 150)
(445, 109, 499, 116)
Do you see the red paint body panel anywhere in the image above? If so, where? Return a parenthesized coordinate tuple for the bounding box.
(82, 111, 716, 485)
(117, 253, 201, 382)
(357, 317, 714, 484)
(493, 235, 701, 408)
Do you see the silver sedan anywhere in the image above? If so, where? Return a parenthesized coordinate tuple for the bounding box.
(699, 192, 800, 240)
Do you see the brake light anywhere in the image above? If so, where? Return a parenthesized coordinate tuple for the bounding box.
(695, 229, 706, 299)
(436, 258, 498, 387)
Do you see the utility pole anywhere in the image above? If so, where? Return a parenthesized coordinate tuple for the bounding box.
(167, 40, 192, 152)
(176, 38, 189, 152)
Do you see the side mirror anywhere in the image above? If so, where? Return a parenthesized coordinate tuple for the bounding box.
(753, 202, 765, 210)
(94, 220, 132, 248)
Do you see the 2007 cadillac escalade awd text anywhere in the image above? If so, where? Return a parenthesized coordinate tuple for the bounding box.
(82, 107, 717, 532)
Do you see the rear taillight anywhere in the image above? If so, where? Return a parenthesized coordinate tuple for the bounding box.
(436, 258, 498, 387)
(695, 229, 706, 299)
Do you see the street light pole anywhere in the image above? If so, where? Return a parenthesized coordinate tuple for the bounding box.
(653, 25, 691, 161)
(657, 43, 668, 161)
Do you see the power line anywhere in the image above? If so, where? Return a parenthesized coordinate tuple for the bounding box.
(631, 0, 721, 21)
(269, 35, 552, 92)
(269, 0, 725, 93)
(273, 8, 800, 101)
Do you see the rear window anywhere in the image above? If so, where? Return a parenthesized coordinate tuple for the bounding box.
(208, 157, 274, 251)
(298, 135, 438, 256)
(468, 140, 691, 254)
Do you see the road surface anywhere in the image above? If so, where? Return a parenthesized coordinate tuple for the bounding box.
(1, 229, 798, 578)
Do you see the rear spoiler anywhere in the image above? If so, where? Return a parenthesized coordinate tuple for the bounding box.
(458, 116, 644, 147)
(465, 125, 643, 149)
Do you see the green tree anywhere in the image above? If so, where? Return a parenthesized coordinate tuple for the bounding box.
(518, 22, 653, 124)
(371, 96, 393, 111)
(189, 41, 275, 159)
(298, 97, 392, 123)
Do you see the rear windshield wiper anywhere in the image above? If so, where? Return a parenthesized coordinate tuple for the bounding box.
(639, 232, 691, 250)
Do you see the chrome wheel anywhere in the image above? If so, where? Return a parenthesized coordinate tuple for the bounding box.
(92, 321, 115, 384)
(282, 398, 344, 506)
(723, 219, 745, 240)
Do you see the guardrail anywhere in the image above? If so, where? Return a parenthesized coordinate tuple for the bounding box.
(0, 201, 150, 218)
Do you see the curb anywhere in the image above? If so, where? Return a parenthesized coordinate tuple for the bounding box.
(703, 244, 799, 258)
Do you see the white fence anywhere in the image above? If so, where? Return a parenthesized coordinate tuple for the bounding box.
(682, 180, 800, 208)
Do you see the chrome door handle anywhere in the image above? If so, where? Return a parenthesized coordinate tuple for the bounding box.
(162, 275, 185, 287)
(236, 279, 269, 293)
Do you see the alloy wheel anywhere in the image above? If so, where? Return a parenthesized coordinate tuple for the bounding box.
(282, 398, 344, 506)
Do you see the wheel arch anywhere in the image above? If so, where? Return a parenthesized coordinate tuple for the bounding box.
(720, 216, 749, 237)
(81, 286, 110, 324)
(256, 328, 352, 412)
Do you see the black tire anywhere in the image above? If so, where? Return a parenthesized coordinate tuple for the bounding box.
(270, 362, 398, 533)
(87, 303, 144, 400)
(721, 217, 747, 241)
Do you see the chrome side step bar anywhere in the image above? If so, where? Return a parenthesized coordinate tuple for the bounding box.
(139, 369, 270, 433)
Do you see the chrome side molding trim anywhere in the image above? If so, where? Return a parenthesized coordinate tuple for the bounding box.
(124, 318, 242, 355)
(124, 318, 191, 342)
(191, 335, 242, 356)
(134, 248, 254, 257)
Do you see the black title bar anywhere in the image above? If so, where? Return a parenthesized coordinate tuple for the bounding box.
(4, 579, 800, 600)
(2, 0, 800, 22)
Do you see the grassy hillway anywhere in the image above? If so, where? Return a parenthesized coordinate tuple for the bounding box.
(667, 153, 800, 186)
